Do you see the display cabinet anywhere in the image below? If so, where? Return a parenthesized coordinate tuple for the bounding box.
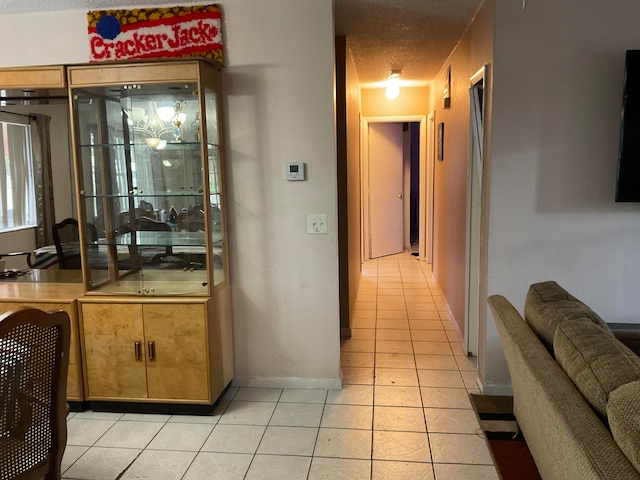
(68, 60, 226, 296)
(67, 60, 233, 407)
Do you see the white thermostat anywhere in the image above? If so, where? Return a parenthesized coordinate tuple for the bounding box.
(286, 162, 306, 181)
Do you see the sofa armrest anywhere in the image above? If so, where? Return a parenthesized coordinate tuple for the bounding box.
(611, 329, 640, 357)
(489, 295, 640, 479)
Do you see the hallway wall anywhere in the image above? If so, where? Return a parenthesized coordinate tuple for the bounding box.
(361, 87, 430, 118)
(345, 40, 363, 331)
(430, 0, 495, 362)
(391, 0, 640, 394)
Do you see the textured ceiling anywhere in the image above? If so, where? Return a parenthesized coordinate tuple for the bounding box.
(335, 0, 482, 87)
(0, 0, 483, 88)
(335, 0, 483, 87)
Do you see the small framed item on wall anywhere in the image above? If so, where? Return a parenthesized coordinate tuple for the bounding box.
(443, 65, 451, 109)
(437, 122, 444, 161)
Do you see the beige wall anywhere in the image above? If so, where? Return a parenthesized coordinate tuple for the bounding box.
(429, 0, 495, 352)
(483, 0, 640, 391)
(345, 42, 362, 324)
(362, 87, 430, 118)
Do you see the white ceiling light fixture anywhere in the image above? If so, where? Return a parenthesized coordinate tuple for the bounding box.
(385, 70, 401, 100)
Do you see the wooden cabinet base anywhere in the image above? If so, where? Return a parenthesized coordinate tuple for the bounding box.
(83, 382, 232, 414)
(79, 293, 233, 406)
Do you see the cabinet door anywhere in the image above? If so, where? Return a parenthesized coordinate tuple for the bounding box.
(82, 303, 147, 399)
(143, 303, 209, 401)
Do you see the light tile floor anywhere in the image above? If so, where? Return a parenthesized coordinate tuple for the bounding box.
(62, 252, 499, 480)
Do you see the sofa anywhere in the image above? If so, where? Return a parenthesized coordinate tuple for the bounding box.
(489, 281, 640, 479)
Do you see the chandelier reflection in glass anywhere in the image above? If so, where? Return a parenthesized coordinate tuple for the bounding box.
(127, 101, 188, 150)
(156, 101, 186, 142)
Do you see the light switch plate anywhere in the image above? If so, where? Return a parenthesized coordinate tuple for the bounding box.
(307, 214, 327, 234)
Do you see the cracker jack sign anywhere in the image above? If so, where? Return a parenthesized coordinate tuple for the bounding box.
(87, 5, 223, 62)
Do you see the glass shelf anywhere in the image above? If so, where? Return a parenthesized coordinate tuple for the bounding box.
(77, 141, 216, 149)
(83, 193, 206, 199)
(101, 231, 210, 247)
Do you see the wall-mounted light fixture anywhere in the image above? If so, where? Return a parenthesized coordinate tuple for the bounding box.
(385, 70, 401, 100)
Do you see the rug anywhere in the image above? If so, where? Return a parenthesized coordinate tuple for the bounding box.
(470, 394, 542, 480)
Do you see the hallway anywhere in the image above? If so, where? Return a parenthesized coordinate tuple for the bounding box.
(59, 253, 497, 480)
(339, 251, 498, 478)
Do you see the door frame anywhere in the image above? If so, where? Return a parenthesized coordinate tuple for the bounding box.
(361, 115, 430, 263)
(421, 112, 435, 264)
(464, 65, 489, 356)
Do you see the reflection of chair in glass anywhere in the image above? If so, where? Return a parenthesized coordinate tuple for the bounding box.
(0, 307, 70, 480)
(177, 206, 206, 232)
(176, 207, 209, 269)
(118, 208, 156, 231)
(134, 216, 171, 233)
(52, 218, 98, 269)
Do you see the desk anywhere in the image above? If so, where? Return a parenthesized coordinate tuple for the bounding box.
(0, 269, 82, 288)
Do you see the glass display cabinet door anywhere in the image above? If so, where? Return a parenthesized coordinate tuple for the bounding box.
(72, 80, 214, 295)
(203, 85, 225, 287)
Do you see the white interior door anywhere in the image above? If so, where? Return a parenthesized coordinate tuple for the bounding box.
(369, 122, 403, 258)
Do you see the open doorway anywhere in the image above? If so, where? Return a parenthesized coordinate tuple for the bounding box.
(361, 116, 430, 263)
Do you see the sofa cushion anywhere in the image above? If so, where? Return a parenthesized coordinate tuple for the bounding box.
(525, 281, 612, 353)
(608, 381, 640, 472)
(554, 319, 640, 418)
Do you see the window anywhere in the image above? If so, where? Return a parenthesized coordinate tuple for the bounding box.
(0, 114, 36, 232)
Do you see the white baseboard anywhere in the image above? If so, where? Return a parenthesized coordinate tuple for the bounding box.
(232, 375, 343, 390)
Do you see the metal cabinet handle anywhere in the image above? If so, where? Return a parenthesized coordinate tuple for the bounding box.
(134, 341, 142, 360)
(147, 341, 156, 361)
